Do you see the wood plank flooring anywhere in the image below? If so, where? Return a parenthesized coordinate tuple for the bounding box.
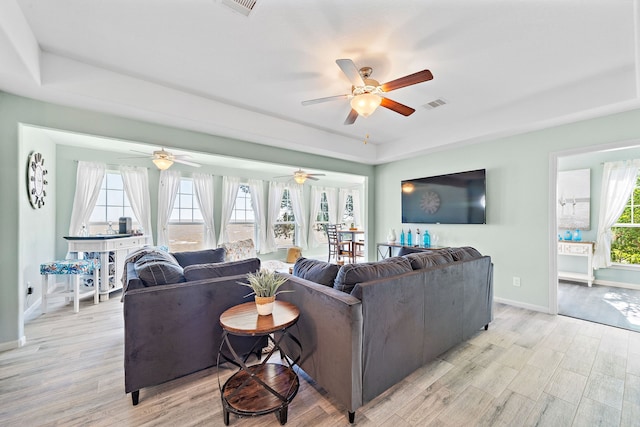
(2, 296, 640, 426)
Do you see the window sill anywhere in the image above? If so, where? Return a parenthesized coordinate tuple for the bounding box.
(609, 263, 640, 271)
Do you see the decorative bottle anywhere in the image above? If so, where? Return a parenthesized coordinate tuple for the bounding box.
(407, 229, 412, 247)
(415, 229, 421, 247)
(400, 229, 405, 246)
(387, 228, 397, 244)
(423, 229, 431, 247)
(573, 229, 582, 242)
(564, 230, 572, 241)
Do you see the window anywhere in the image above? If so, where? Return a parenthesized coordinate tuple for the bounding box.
(274, 189, 295, 247)
(342, 194, 354, 225)
(168, 178, 204, 252)
(611, 175, 640, 264)
(89, 171, 138, 234)
(228, 185, 256, 242)
(311, 192, 330, 245)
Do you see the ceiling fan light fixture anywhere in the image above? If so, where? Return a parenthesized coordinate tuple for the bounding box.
(293, 174, 307, 184)
(350, 93, 382, 117)
(152, 157, 174, 170)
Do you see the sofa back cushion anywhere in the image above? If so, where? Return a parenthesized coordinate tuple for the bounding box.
(447, 246, 482, 261)
(218, 239, 256, 262)
(171, 248, 226, 267)
(134, 254, 185, 286)
(183, 258, 261, 281)
(334, 256, 413, 294)
(403, 250, 455, 270)
(293, 257, 340, 287)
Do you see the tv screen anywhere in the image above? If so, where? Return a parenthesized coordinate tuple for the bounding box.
(401, 169, 486, 224)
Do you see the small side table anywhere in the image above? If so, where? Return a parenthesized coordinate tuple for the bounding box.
(218, 300, 302, 425)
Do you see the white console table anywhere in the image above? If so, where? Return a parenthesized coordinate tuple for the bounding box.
(65, 235, 147, 301)
(558, 241, 595, 287)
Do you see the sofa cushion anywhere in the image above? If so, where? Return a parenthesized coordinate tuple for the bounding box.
(183, 258, 261, 281)
(171, 248, 226, 267)
(134, 255, 185, 286)
(121, 246, 179, 291)
(218, 239, 256, 262)
(403, 250, 455, 270)
(334, 256, 413, 294)
(293, 257, 340, 287)
(447, 246, 482, 261)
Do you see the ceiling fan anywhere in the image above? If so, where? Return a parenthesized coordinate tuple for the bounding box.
(121, 148, 202, 170)
(302, 59, 433, 125)
(274, 168, 326, 184)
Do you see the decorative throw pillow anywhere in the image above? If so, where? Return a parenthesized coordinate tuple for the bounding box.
(121, 246, 178, 291)
(218, 239, 257, 262)
(293, 257, 341, 287)
(134, 255, 185, 286)
(397, 246, 426, 256)
(447, 247, 482, 261)
(171, 248, 226, 267)
(183, 258, 261, 281)
(333, 256, 413, 294)
(403, 250, 455, 270)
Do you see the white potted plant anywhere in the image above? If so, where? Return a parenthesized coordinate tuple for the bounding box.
(238, 270, 291, 315)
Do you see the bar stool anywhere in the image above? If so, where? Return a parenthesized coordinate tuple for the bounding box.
(40, 259, 100, 313)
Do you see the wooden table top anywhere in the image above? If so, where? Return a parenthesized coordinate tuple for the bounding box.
(220, 300, 300, 336)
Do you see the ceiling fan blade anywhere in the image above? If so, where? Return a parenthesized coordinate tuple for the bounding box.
(380, 97, 416, 116)
(336, 59, 365, 86)
(307, 173, 326, 177)
(380, 69, 433, 92)
(306, 176, 320, 181)
(273, 175, 291, 179)
(130, 150, 153, 155)
(118, 155, 152, 159)
(173, 159, 201, 167)
(301, 94, 349, 106)
(344, 108, 359, 125)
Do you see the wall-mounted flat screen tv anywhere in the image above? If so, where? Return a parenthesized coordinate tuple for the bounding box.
(401, 169, 486, 224)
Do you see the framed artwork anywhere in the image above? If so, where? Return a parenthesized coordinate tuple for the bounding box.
(557, 168, 590, 229)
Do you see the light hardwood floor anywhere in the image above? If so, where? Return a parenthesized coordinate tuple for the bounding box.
(2, 296, 640, 426)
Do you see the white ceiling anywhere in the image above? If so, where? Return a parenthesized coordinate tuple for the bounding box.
(1, 0, 639, 165)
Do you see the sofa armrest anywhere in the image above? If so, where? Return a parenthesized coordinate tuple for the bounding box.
(277, 275, 363, 414)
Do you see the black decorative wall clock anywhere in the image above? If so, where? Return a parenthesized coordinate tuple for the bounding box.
(27, 152, 48, 208)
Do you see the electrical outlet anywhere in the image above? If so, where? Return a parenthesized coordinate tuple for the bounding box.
(513, 277, 521, 287)
(26, 281, 33, 295)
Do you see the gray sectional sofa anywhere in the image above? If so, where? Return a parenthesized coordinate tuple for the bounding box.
(121, 245, 492, 424)
(121, 247, 266, 405)
(279, 247, 493, 423)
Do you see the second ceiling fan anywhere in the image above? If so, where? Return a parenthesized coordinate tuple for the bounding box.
(302, 59, 434, 125)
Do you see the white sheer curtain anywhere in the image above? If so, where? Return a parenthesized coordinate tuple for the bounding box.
(593, 160, 640, 269)
(218, 176, 241, 245)
(326, 187, 338, 225)
(289, 183, 308, 249)
(68, 161, 106, 236)
(193, 173, 217, 249)
(265, 181, 285, 253)
(156, 169, 181, 248)
(120, 166, 153, 244)
(247, 179, 266, 253)
(308, 186, 324, 248)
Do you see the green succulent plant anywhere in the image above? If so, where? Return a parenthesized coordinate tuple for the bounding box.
(238, 270, 292, 298)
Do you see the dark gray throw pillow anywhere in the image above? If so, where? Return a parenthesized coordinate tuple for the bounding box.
(171, 248, 226, 267)
(293, 257, 340, 287)
(403, 250, 455, 270)
(134, 256, 185, 286)
(334, 256, 413, 294)
(447, 246, 482, 261)
(183, 258, 261, 281)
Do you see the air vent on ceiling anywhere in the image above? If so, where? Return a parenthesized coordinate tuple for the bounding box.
(220, 0, 257, 16)
(423, 98, 448, 110)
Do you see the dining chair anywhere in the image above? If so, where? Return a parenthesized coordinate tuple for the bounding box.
(326, 224, 353, 263)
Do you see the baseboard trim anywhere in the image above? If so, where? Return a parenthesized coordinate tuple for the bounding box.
(0, 336, 26, 352)
(494, 297, 550, 314)
(592, 279, 640, 291)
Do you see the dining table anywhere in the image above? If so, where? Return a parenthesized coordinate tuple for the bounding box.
(337, 228, 365, 262)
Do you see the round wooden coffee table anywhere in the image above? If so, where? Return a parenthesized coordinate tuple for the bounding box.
(218, 300, 301, 425)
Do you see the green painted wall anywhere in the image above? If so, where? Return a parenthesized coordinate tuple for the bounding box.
(375, 108, 640, 310)
(0, 91, 374, 348)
